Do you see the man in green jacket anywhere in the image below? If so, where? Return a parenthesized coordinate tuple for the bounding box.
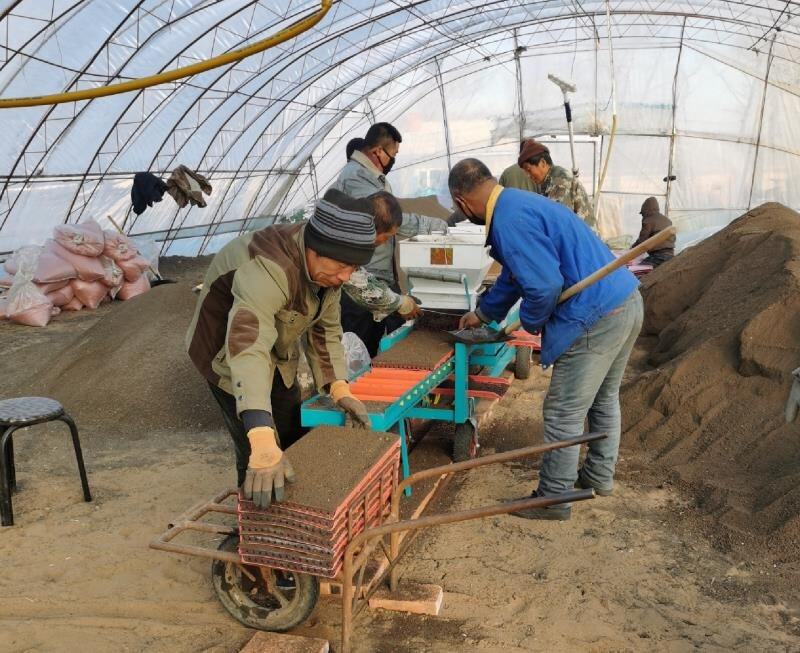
(186, 189, 375, 508)
(498, 139, 540, 192)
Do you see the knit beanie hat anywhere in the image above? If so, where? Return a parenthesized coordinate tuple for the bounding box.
(305, 188, 376, 266)
(518, 140, 550, 167)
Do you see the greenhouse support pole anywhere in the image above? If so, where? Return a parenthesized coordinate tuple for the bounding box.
(665, 18, 686, 218)
(748, 36, 775, 211)
(513, 29, 526, 140)
(434, 58, 453, 171)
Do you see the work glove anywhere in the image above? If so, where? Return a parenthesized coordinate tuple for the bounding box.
(785, 367, 800, 423)
(330, 380, 371, 429)
(243, 426, 296, 508)
(397, 295, 422, 320)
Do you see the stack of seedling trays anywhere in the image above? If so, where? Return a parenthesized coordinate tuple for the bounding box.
(238, 426, 400, 578)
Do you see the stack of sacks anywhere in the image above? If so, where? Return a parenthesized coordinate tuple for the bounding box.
(1, 219, 152, 325)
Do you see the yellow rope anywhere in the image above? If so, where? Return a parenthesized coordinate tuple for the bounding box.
(0, 0, 331, 108)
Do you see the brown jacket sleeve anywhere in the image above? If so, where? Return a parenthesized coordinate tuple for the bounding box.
(632, 217, 654, 248)
(304, 291, 348, 392)
(226, 257, 285, 417)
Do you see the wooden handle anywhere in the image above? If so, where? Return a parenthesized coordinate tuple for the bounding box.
(502, 227, 675, 334)
(106, 214, 124, 234)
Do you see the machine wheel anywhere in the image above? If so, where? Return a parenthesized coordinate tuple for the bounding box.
(211, 534, 319, 631)
(453, 421, 479, 462)
(514, 346, 531, 380)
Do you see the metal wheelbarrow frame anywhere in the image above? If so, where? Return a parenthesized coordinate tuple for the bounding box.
(149, 432, 604, 650)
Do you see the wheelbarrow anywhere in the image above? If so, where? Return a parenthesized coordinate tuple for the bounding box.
(150, 432, 604, 651)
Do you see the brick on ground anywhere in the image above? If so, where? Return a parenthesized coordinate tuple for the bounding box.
(239, 631, 330, 653)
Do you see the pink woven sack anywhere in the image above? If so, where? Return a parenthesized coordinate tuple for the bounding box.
(62, 296, 84, 311)
(53, 219, 105, 257)
(46, 284, 75, 307)
(117, 274, 150, 300)
(117, 254, 150, 283)
(102, 230, 137, 262)
(71, 279, 108, 310)
(45, 240, 105, 282)
(35, 279, 70, 294)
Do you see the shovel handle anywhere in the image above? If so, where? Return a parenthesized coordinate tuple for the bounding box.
(502, 227, 675, 334)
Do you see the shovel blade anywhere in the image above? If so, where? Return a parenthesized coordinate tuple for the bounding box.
(446, 326, 511, 345)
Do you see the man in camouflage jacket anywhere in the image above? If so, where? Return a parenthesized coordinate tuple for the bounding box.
(518, 139, 595, 229)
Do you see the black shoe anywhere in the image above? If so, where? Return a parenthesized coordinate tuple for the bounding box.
(509, 493, 572, 521)
(575, 473, 613, 497)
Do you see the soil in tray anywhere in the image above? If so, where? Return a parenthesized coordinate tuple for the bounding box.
(276, 426, 397, 514)
(305, 396, 391, 413)
(372, 328, 453, 369)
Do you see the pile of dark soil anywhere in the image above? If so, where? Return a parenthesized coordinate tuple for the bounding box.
(622, 203, 800, 561)
(20, 277, 220, 436)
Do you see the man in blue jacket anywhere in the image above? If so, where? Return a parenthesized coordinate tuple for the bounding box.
(451, 158, 643, 520)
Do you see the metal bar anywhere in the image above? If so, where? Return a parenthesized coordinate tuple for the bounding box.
(343, 489, 594, 653)
(434, 57, 452, 171)
(150, 489, 240, 563)
(387, 432, 604, 594)
(398, 420, 411, 498)
(454, 343, 469, 424)
(747, 34, 775, 211)
(665, 17, 685, 218)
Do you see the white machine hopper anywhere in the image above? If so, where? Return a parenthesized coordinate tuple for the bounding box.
(398, 232, 494, 310)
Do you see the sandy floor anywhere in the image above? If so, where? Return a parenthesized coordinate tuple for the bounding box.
(1, 364, 798, 652)
(1, 257, 799, 652)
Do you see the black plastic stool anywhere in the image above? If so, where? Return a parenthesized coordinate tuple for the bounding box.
(0, 397, 92, 526)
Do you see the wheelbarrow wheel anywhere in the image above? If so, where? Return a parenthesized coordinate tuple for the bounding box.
(453, 421, 479, 462)
(514, 346, 531, 380)
(211, 534, 319, 631)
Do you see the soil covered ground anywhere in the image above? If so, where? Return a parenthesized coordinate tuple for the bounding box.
(1, 215, 799, 651)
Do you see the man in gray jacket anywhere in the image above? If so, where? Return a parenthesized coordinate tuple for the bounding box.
(331, 122, 447, 355)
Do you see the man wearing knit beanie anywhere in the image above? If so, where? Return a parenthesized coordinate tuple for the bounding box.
(518, 139, 595, 228)
(186, 188, 376, 508)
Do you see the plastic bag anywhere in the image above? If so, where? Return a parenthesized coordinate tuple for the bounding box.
(45, 240, 105, 282)
(117, 274, 150, 300)
(4, 246, 76, 283)
(71, 279, 109, 310)
(130, 236, 160, 280)
(6, 246, 54, 327)
(103, 230, 138, 262)
(342, 332, 371, 379)
(53, 219, 105, 257)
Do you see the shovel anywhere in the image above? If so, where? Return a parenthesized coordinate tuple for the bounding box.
(106, 214, 176, 287)
(448, 227, 675, 344)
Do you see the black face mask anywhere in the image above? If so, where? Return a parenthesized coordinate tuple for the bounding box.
(381, 148, 396, 174)
(457, 198, 484, 225)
